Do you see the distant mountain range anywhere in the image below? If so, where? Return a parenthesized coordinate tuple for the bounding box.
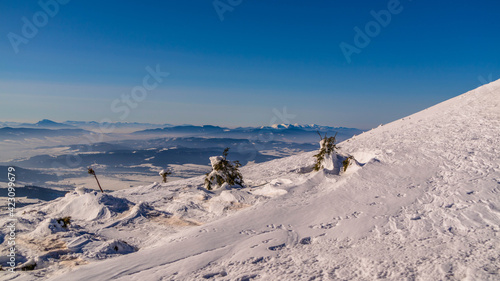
(33, 119, 77, 128)
(0, 119, 74, 129)
(0, 120, 171, 132)
(0, 120, 364, 143)
(0, 127, 90, 141)
(64, 121, 173, 131)
(134, 124, 364, 143)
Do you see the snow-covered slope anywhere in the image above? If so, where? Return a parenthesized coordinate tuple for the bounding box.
(3, 80, 500, 280)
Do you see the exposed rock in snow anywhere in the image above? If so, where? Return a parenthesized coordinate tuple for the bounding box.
(29, 218, 69, 238)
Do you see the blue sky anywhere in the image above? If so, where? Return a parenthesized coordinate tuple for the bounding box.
(0, 0, 499, 129)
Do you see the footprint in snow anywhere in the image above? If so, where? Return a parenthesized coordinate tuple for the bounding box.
(236, 274, 259, 281)
(300, 237, 312, 245)
(251, 257, 264, 264)
(268, 243, 286, 251)
(202, 271, 227, 279)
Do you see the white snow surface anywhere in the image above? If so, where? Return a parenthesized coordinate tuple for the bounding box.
(2, 80, 500, 280)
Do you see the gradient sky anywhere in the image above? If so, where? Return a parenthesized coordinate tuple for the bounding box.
(1, 0, 499, 129)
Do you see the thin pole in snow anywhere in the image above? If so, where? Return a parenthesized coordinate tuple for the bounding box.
(88, 168, 104, 193)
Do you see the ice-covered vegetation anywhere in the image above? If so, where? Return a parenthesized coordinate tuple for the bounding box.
(204, 148, 244, 190)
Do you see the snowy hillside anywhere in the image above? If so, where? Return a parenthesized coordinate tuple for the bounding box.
(2, 80, 499, 280)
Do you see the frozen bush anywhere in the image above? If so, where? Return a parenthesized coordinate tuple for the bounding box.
(313, 132, 338, 171)
(204, 148, 244, 190)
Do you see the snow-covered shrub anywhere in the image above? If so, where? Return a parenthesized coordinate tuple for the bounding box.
(56, 216, 71, 228)
(313, 132, 338, 171)
(159, 168, 172, 183)
(204, 148, 244, 190)
(342, 156, 353, 172)
(340, 155, 361, 174)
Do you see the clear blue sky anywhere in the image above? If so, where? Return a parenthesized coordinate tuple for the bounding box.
(1, 0, 499, 129)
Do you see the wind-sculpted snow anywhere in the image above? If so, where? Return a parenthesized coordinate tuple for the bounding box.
(2, 80, 500, 280)
(0, 178, 272, 275)
(40, 188, 133, 221)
